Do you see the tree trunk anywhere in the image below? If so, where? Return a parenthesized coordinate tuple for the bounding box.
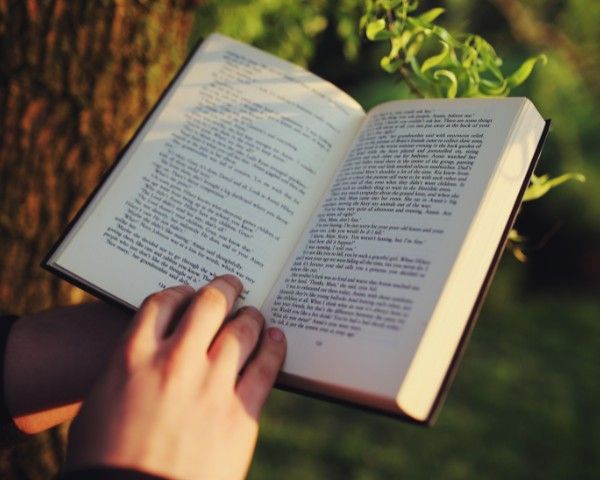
(0, 1, 197, 477)
(0, 0, 197, 313)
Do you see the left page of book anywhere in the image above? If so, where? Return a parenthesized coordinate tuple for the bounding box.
(46, 33, 365, 308)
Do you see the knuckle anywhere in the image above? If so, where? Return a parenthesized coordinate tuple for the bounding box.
(242, 306, 264, 323)
(141, 288, 186, 311)
(196, 285, 227, 308)
(159, 348, 185, 383)
(232, 318, 259, 346)
(140, 291, 166, 310)
(206, 319, 257, 361)
(139, 294, 155, 311)
(120, 337, 141, 373)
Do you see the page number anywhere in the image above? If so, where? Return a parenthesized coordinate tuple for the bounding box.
(315, 340, 323, 347)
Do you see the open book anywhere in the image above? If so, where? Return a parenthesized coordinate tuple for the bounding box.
(44, 33, 548, 424)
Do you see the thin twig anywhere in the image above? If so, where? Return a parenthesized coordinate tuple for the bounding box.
(398, 65, 425, 98)
(382, 4, 425, 98)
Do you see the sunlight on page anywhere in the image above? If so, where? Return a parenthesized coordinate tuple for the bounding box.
(51, 33, 365, 308)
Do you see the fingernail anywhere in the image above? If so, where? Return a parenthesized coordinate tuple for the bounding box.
(217, 274, 243, 290)
(268, 327, 285, 343)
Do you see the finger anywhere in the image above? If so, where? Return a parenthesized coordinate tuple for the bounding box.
(168, 275, 242, 360)
(127, 285, 195, 359)
(236, 327, 286, 419)
(206, 307, 264, 386)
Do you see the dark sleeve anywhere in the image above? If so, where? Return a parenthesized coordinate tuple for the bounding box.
(0, 314, 28, 448)
(62, 467, 168, 480)
(0, 316, 168, 478)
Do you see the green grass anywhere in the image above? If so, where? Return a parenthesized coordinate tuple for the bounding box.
(249, 264, 600, 480)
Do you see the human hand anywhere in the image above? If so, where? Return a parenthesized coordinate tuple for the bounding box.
(64, 275, 286, 480)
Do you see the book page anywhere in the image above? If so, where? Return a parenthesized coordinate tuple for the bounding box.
(50, 33, 365, 308)
(263, 98, 534, 401)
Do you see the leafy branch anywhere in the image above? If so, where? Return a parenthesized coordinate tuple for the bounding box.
(360, 0, 585, 260)
(522, 173, 586, 202)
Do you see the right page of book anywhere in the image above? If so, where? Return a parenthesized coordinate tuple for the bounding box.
(263, 97, 545, 416)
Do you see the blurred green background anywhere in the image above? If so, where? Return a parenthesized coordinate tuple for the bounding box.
(0, 1, 598, 479)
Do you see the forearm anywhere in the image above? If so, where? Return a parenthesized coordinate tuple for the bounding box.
(4, 302, 131, 433)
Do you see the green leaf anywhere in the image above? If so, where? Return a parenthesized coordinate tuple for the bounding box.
(462, 76, 480, 97)
(506, 54, 548, 88)
(480, 78, 508, 96)
(510, 242, 528, 262)
(433, 69, 458, 98)
(359, 12, 372, 31)
(530, 173, 549, 184)
(461, 46, 477, 69)
(387, 0, 405, 8)
(508, 229, 526, 243)
(421, 41, 450, 72)
(386, 33, 407, 60)
(408, 56, 429, 82)
(407, 0, 419, 12)
(431, 25, 455, 45)
(418, 7, 445, 24)
(523, 172, 586, 201)
(366, 18, 388, 41)
(405, 32, 424, 61)
(396, 30, 413, 51)
(380, 55, 401, 73)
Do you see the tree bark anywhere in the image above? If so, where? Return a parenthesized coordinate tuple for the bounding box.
(0, 0, 197, 314)
(0, 1, 197, 477)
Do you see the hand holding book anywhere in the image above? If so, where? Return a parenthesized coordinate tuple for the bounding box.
(45, 33, 548, 423)
(65, 276, 286, 479)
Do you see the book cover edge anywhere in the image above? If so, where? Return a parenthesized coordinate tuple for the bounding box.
(422, 118, 552, 425)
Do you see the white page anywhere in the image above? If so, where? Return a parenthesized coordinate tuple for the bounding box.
(263, 98, 528, 401)
(51, 34, 365, 308)
(398, 99, 544, 419)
